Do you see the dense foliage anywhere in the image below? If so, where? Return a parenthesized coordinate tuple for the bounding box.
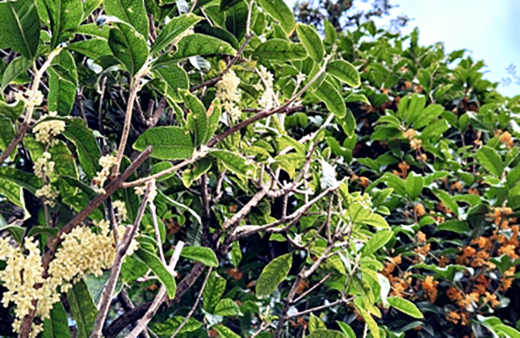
(1, 0, 520, 338)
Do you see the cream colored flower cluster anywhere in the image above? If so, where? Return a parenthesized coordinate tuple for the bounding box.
(15, 89, 44, 107)
(93, 155, 118, 194)
(33, 111, 65, 146)
(0, 220, 138, 337)
(216, 70, 242, 121)
(256, 66, 277, 110)
(134, 179, 157, 202)
(35, 185, 60, 207)
(33, 152, 54, 179)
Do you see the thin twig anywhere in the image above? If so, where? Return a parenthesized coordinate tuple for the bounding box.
(0, 47, 63, 164)
(149, 201, 166, 264)
(126, 242, 185, 338)
(170, 267, 211, 338)
(90, 181, 154, 338)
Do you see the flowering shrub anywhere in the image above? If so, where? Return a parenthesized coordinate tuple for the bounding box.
(0, 0, 519, 338)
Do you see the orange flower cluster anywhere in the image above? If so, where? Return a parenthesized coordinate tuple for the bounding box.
(498, 131, 514, 149)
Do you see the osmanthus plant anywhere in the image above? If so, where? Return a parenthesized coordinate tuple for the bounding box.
(0, 0, 410, 338)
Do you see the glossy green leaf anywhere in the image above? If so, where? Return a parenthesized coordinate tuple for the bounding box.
(203, 271, 227, 311)
(151, 14, 202, 54)
(336, 322, 356, 338)
(355, 306, 379, 338)
(405, 172, 424, 200)
(475, 145, 504, 177)
(252, 39, 307, 61)
(362, 230, 393, 256)
(0, 115, 15, 156)
(181, 89, 209, 146)
(314, 80, 347, 118)
(62, 118, 101, 178)
(42, 301, 71, 338)
(214, 298, 240, 316)
(151, 316, 202, 336)
(48, 50, 77, 115)
(0, 0, 40, 59)
(67, 38, 112, 59)
(210, 150, 257, 177)
(257, 0, 295, 36)
(307, 330, 346, 338)
(67, 280, 98, 338)
(180, 246, 218, 267)
(433, 189, 459, 216)
(104, 0, 149, 37)
(108, 21, 149, 76)
(2, 56, 31, 90)
(387, 297, 423, 319)
(153, 55, 189, 101)
(135, 248, 177, 298)
(174, 34, 236, 59)
(213, 325, 240, 338)
(44, 0, 83, 47)
(256, 253, 292, 297)
(326, 60, 361, 88)
(296, 24, 324, 63)
(134, 126, 194, 160)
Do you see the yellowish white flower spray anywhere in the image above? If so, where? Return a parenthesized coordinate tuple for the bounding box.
(93, 155, 118, 194)
(256, 66, 277, 110)
(216, 70, 242, 121)
(0, 220, 138, 337)
(32, 112, 65, 146)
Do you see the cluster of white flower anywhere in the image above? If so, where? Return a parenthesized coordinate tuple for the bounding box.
(216, 70, 242, 121)
(15, 89, 44, 107)
(93, 155, 118, 194)
(33, 152, 54, 179)
(0, 220, 139, 337)
(113, 200, 128, 223)
(255, 66, 277, 110)
(35, 184, 60, 207)
(33, 112, 66, 146)
(134, 179, 157, 202)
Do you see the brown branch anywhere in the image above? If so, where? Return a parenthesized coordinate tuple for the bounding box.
(17, 146, 152, 338)
(0, 48, 62, 164)
(90, 181, 153, 338)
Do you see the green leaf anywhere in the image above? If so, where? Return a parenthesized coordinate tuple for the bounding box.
(0, 99, 24, 121)
(203, 271, 227, 312)
(256, 0, 295, 36)
(404, 94, 426, 125)
(181, 89, 209, 146)
(494, 324, 520, 338)
(42, 302, 71, 338)
(326, 60, 361, 88)
(151, 14, 202, 54)
(252, 39, 307, 61)
(104, 0, 149, 37)
(413, 104, 444, 129)
(134, 126, 194, 160)
(433, 189, 459, 216)
(256, 253, 292, 297)
(419, 119, 449, 140)
(214, 298, 240, 316)
(2, 56, 31, 90)
(48, 50, 77, 115)
(207, 99, 222, 142)
(387, 297, 423, 319)
(231, 240, 242, 267)
(362, 230, 393, 256)
(210, 150, 257, 177)
(314, 80, 346, 118)
(182, 158, 212, 188)
(0, 115, 15, 155)
(153, 56, 189, 101)
(405, 172, 424, 201)
(309, 314, 326, 332)
(85, 271, 123, 305)
(355, 306, 380, 338)
(0, 166, 41, 194)
(150, 316, 202, 336)
(62, 118, 102, 178)
(307, 330, 347, 338)
(180, 246, 218, 267)
(436, 220, 470, 234)
(174, 34, 236, 59)
(135, 248, 177, 298)
(0, 0, 40, 59)
(475, 145, 504, 177)
(342, 109, 356, 137)
(67, 280, 98, 338)
(296, 24, 324, 63)
(108, 21, 149, 76)
(336, 322, 356, 338)
(44, 0, 83, 47)
(213, 325, 240, 338)
(67, 38, 112, 59)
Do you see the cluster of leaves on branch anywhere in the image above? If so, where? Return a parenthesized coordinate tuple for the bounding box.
(1, 0, 520, 338)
